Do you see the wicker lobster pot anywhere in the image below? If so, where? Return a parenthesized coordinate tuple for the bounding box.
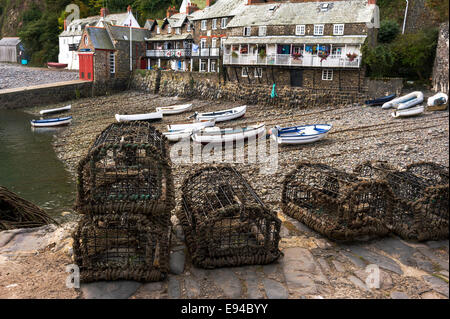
(282, 162, 393, 242)
(73, 214, 170, 282)
(75, 122, 175, 216)
(177, 166, 281, 269)
(354, 161, 449, 241)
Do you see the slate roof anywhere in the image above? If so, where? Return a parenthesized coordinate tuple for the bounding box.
(60, 12, 130, 37)
(227, 0, 378, 27)
(167, 13, 189, 28)
(223, 35, 368, 45)
(107, 25, 152, 42)
(190, 0, 247, 20)
(0, 37, 21, 46)
(86, 27, 114, 50)
(146, 34, 193, 42)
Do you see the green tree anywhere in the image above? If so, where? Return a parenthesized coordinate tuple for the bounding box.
(378, 20, 400, 43)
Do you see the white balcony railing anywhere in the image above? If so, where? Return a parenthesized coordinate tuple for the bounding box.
(146, 49, 191, 58)
(223, 53, 361, 68)
(191, 47, 220, 57)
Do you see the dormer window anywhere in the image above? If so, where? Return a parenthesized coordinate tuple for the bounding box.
(295, 25, 305, 35)
(78, 25, 82, 31)
(243, 27, 251, 37)
(167, 26, 172, 33)
(221, 18, 228, 29)
(176, 27, 181, 35)
(201, 20, 207, 31)
(156, 26, 160, 34)
(333, 24, 344, 35)
(258, 26, 267, 36)
(314, 24, 324, 36)
(187, 23, 191, 32)
(212, 19, 217, 30)
(84, 35, 88, 46)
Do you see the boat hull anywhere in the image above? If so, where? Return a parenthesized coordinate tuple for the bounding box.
(31, 116, 72, 127)
(156, 103, 193, 115)
(192, 124, 266, 144)
(115, 112, 163, 122)
(382, 91, 423, 109)
(47, 62, 68, 69)
(365, 94, 396, 106)
(427, 93, 448, 111)
(392, 105, 425, 118)
(195, 105, 246, 123)
(168, 119, 215, 132)
(271, 124, 332, 145)
(39, 105, 71, 115)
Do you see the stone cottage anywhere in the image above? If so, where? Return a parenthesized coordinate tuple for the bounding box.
(222, 0, 379, 90)
(59, 6, 141, 70)
(77, 23, 150, 82)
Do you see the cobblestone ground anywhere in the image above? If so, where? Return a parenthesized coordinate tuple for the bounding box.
(0, 62, 78, 90)
(2, 91, 447, 299)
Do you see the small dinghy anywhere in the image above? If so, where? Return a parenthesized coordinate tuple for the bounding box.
(164, 119, 216, 142)
(47, 62, 68, 69)
(30, 116, 72, 127)
(382, 91, 423, 109)
(427, 92, 448, 111)
(156, 103, 192, 115)
(270, 124, 332, 145)
(115, 111, 163, 122)
(365, 94, 396, 107)
(193, 105, 246, 123)
(192, 123, 266, 144)
(392, 105, 425, 118)
(39, 105, 71, 115)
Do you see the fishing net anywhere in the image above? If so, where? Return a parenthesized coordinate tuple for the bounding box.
(75, 122, 175, 216)
(73, 213, 170, 282)
(282, 162, 392, 242)
(0, 186, 56, 230)
(355, 161, 449, 241)
(177, 166, 281, 269)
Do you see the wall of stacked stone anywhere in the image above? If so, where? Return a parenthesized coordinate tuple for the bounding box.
(432, 22, 449, 94)
(131, 70, 369, 108)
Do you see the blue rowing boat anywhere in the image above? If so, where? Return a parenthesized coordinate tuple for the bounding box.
(365, 94, 396, 106)
(269, 124, 332, 144)
(30, 116, 72, 127)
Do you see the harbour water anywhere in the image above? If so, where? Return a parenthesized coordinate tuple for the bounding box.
(0, 109, 75, 219)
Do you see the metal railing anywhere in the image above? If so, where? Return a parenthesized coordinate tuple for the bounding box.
(223, 53, 361, 68)
(191, 47, 220, 58)
(146, 49, 192, 58)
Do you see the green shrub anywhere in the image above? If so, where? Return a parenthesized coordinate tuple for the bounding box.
(378, 20, 400, 43)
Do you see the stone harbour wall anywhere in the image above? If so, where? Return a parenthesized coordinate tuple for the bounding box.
(131, 70, 369, 108)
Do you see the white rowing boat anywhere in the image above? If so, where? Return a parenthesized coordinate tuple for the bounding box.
(30, 116, 72, 127)
(164, 119, 216, 142)
(269, 124, 332, 145)
(39, 105, 71, 115)
(382, 91, 423, 109)
(115, 111, 163, 122)
(192, 123, 266, 144)
(156, 103, 193, 115)
(392, 105, 425, 118)
(194, 105, 246, 123)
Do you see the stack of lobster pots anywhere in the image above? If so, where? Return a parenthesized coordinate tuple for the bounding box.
(72, 122, 175, 283)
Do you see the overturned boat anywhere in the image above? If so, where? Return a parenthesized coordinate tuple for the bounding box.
(164, 119, 216, 142)
(39, 105, 71, 115)
(270, 124, 332, 145)
(156, 103, 193, 115)
(365, 94, 396, 107)
(382, 91, 423, 110)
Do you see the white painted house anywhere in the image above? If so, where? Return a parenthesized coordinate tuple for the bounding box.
(58, 6, 140, 70)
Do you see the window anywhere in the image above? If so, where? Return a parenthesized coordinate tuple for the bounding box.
(176, 27, 181, 35)
(212, 19, 217, 30)
(314, 24, 324, 36)
(322, 69, 333, 81)
(156, 26, 160, 34)
(201, 20, 207, 30)
(333, 24, 344, 35)
(109, 52, 115, 74)
(243, 27, 251, 37)
(78, 25, 82, 31)
(221, 18, 228, 29)
(187, 23, 191, 32)
(200, 60, 207, 72)
(242, 68, 248, 77)
(201, 38, 206, 49)
(211, 61, 216, 72)
(259, 26, 267, 36)
(211, 38, 217, 48)
(295, 25, 305, 35)
(254, 68, 262, 78)
(331, 46, 343, 56)
(167, 26, 172, 33)
(84, 35, 89, 46)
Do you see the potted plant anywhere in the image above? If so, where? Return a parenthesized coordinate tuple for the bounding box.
(346, 52, 358, 62)
(318, 51, 329, 62)
(259, 49, 267, 59)
(232, 51, 239, 58)
(292, 52, 303, 60)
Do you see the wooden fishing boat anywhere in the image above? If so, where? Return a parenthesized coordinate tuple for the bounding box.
(382, 91, 423, 110)
(47, 62, 68, 69)
(30, 116, 72, 127)
(269, 124, 332, 145)
(194, 105, 246, 123)
(365, 94, 396, 107)
(192, 123, 266, 144)
(427, 92, 448, 111)
(392, 105, 425, 118)
(156, 103, 192, 115)
(39, 105, 71, 115)
(115, 111, 163, 122)
(164, 119, 216, 142)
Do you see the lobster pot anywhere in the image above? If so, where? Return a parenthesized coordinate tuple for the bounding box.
(177, 166, 281, 269)
(355, 161, 449, 241)
(76, 122, 175, 216)
(282, 162, 392, 242)
(73, 214, 170, 282)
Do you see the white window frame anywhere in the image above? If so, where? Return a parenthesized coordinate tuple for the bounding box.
(212, 19, 217, 30)
(176, 27, 181, 35)
(221, 18, 228, 29)
(167, 26, 172, 34)
(333, 24, 344, 35)
(243, 27, 251, 37)
(258, 26, 267, 37)
(241, 68, 248, 77)
(211, 60, 216, 72)
(200, 59, 207, 72)
(200, 38, 207, 49)
(109, 52, 115, 74)
(322, 69, 333, 81)
(211, 38, 217, 48)
(295, 25, 305, 35)
(201, 20, 207, 31)
(187, 23, 191, 32)
(156, 26, 160, 34)
(254, 68, 262, 78)
(314, 24, 324, 36)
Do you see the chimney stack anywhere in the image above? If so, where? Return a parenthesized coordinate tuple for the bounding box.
(166, 6, 178, 18)
(368, 0, 377, 4)
(64, 19, 67, 31)
(100, 8, 110, 18)
(186, 2, 200, 15)
(127, 5, 132, 13)
(206, 0, 215, 7)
